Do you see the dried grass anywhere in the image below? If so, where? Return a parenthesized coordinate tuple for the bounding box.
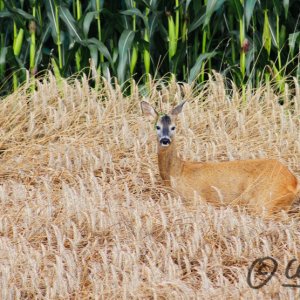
(0, 73, 300, 299)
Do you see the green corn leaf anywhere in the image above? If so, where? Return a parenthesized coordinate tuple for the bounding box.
(30, 31, 36, 70)
(87, 38, 113, 65)
(280, 25, 286, 47)
(182, 19, 187, 42)
(51, 57, 61, 79)
(272, 0, 281, 15)
(2, 1, 35, 20)
(121, 8, 147, 26)
(13, 28, 24, 57)
(170, 43, 188, 74)
(112, 48, 118, 65)
(188, 51, 217, 83)
(51, 57, 63, 89)
(283, 0, 289, 19)
(6, 45, 21, 67)
(267, 16, 278, 49)
(117, 29, 135, 84)
(142, 0, 158, 10)
(271, 61, 285, 92)
(83, 11, 98, 38)
(288, 32, 300, 57)
(124, 0, 133, 9)
(245, 41, 255, 75)
(245, 0, 257, 30)
(35, 23, 51, 68)
(11, 7, 34, 20)
(118, 30, 135, 62)
(148, 13, 158, 38)
(204, 0, 225, 28)
(185, 0, 192, 11)
(0, 11, 11, 18)
(0, 46, 8, 65)
(61, 42, 80, 74)
(100, 61, 111, 80)
(143, 47, 150, 74)
(45, 0, 58, 42)
(143, 31, 150, 74)
(229, 0, 243, 21)
(88, 44, 98, 69)
(122, 13, 130, 30)
(188, 12, 205, 33)
(175, 0, 179, 41)
(168, 15, 177, 60)
(262, 10, 271, 57)
(130, 43, 138, 75)
(59, 6, 83, 42)
(2, 2, 35, 30)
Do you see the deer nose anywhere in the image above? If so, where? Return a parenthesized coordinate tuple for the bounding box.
(160, 138, 171, 146)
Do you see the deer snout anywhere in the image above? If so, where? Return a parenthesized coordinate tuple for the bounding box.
(160, 137, 171, 146)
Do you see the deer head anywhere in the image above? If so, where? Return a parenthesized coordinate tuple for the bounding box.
(141, 101, 186, 147)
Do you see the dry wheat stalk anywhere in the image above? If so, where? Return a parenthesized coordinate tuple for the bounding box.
(0, 73, 299, 299)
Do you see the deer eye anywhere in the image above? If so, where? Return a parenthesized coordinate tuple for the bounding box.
(156, 125, 161, 130)
(171, 126, 176, 131)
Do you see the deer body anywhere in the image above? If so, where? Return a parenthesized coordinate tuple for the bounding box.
(141, 101, 299, 215)
(158, 141, 298, 214)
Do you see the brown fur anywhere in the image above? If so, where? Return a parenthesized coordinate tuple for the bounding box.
(157, 140, 299, 216)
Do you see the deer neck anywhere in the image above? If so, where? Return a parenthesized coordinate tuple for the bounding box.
(157, 141, 182, 184)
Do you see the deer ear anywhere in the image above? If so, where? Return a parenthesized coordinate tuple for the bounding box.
(170, 101, 186, 116)
(141, 101, 158, 118)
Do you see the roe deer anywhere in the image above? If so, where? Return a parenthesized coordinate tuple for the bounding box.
(141, 100, 299, 215)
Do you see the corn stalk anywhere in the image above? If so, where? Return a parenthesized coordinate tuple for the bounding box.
(0, 0, 299, 96)
(143, 6, 150, 90)
(29, 3, 36, 75)
(0, 0, 5, 78)
(13, 26, 24, 91)
(75, 0, 82, 72)
(95, 0, 104, 73)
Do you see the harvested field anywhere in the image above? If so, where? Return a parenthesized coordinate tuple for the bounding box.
(0, 73, 300, 299)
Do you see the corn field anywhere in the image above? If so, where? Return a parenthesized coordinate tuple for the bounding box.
(0, 0, 300, 96)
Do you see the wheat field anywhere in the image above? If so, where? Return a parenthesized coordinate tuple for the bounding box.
(0, 73, 300, 299)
